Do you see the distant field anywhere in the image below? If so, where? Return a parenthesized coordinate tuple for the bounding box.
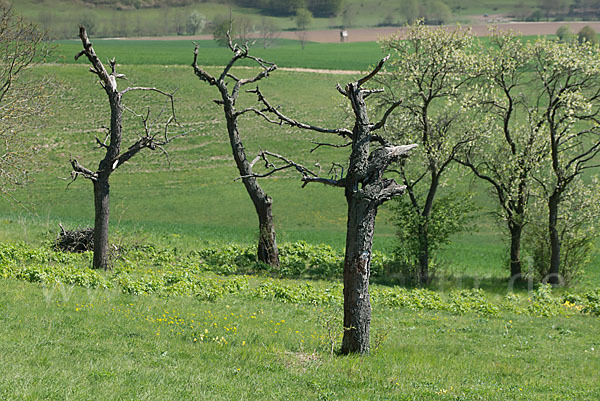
(52, 39, 385, 71)
(50, 35, 551, 71)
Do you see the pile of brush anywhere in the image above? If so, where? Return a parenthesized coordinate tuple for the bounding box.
(54, 224, 94, 253)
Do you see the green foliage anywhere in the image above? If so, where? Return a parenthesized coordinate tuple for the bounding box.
(555, 24, 574, 42)
(400, 0, 420, 23)
(380, 22, 480, 284)
(234, 0, 341, 17)
(527, 283, 565, 317)
(4, 242, 600, 317)
(563, 289, 600, 315)
(253, 280, 341, 304)
(448, 289, 500, 316)
(211, 14, 233, 47)
(307, 0, 343, 17)
(426, 0, 452, 24)
(83, 0, 195, 9)
(393, 193, 475, 283)
(186, 10, 206, 35)
(295, 8, 313, 30)
(525, 178, 600, 284)
(578, 25, 598, 45)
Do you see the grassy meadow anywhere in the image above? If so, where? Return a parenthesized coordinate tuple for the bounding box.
(1, 34, 600, 400)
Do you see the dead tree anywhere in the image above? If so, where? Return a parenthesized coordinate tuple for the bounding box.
(191, 34, 280, 267)
(70, 26, 179, 270)
(246, 56, 416, 354)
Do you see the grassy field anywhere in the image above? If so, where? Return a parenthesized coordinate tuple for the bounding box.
(3, 35, 599, 285)
(0, 63, 381, 244)
(1, 276, 599, 400)
(52, 39, 386, 71)
(0, 59, 518, 280)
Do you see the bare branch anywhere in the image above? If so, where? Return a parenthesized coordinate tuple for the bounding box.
(362, 89, 385, 99)
(301, 176, 346, 188)
(371, 99, 402, 131)
(357, 54, 390, 88)
(336, 83, 349, 97)
(70, 157, 97, 181)
(95, 136, 109, 149)
(248, 87, 353, 138)
(310, 140, 352, 153)
(242, 150, 346, 188)
(192, 44, 218, 85)
(120, 86, 178, 127)
(76, 26, 115, 92)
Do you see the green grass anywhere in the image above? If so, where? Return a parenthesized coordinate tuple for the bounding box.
(1, 277, 599, 400)
(0, 64, 385, 248)
(51, 39, 385, 71)
(48, 35, 551, 72)
(1, 15, 599, 399)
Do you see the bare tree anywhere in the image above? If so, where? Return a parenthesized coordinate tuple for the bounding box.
(70, 27, 179, 270)
(0, 5, 50, 198)
(191, 34, 280, 267)
(295, 8, 312, 50)
(258, 17, 280, 49)
(245, 56, 416, 354)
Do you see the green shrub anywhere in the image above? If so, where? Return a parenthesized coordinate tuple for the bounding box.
(578, 25, 598, 45)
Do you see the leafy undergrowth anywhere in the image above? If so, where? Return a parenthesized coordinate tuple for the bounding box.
(1, 242, 599, 318)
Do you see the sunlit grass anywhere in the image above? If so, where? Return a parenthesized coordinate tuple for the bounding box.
(1, 278, 599, 400)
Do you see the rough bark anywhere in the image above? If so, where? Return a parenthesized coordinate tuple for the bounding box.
(548, 192, 561, 285)
(508, 223, 523, 279)
(92, 176, 110, 270)
(246, 56, 416, 354)
(417, 222, 429, 286)
(90, 92, 123, 270)
(227, 108, 279, 267)
(341, 197, 376, 354)
(340, 81, 414, 353)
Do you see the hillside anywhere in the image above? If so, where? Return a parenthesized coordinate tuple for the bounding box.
(8, 0, 600, 39)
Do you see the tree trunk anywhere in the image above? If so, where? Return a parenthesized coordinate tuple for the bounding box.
(417, 221, 429, 285)
(228, 114, 279, 267)
(416, 171, 439, 286)
(509, 222, 523, 280)
(255, 192, 279, 266)
(548, 193, 561, 285)
(92, 176, 110, 270)
(341, 196, 377, 355)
